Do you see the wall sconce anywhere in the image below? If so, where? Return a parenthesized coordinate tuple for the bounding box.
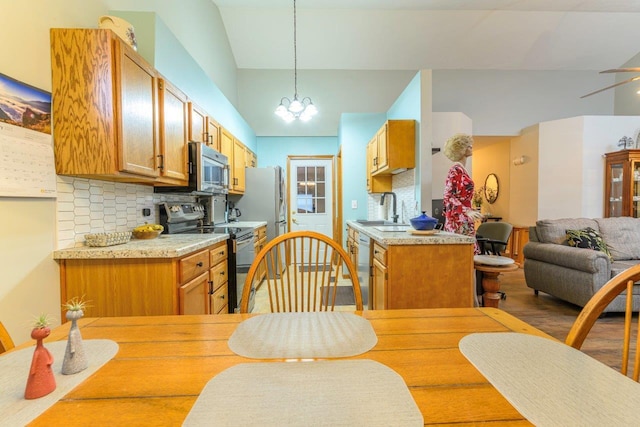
(513, 156, 526, 166)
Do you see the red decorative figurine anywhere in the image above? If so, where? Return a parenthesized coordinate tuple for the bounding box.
(24, 316, 56, 399)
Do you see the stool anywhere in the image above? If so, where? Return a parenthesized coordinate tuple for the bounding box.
(474, 255, 518, 308)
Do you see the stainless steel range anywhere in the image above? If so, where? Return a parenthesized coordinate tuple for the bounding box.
(158, 201, 255, 312)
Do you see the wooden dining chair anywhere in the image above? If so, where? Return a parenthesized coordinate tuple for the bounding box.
(240, 230, 363, 313)
(0, 321, 15, 354)
(565, 263, 640, 381)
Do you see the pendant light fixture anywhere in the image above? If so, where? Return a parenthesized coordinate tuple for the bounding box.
(274, 0, 318, 123)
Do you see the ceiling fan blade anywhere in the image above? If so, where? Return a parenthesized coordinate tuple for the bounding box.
(600, 68, 640, 74)
(580, 75, 640, 98)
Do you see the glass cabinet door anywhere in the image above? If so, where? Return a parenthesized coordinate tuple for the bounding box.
(609, 162, 623, 217)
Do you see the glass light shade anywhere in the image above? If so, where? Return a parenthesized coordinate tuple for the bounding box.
(283, 111, 295, 123)
(305, 103, 318, 116)
(275, 104, 288, 117)
(289, 98, 304, 113)
(299, 111, 312, 122)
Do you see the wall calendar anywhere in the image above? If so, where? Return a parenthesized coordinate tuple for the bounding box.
(0, 72, 56, 198)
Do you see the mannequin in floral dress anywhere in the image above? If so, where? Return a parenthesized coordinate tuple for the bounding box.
(443, 133, 483, 254)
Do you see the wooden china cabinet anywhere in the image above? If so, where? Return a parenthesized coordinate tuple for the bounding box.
(604, 150, 640, 218)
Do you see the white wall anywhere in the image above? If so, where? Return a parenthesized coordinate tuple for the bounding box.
(537, 116, 640, 220)
(431, 112, 473, 200)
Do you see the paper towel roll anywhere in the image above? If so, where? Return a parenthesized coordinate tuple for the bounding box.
(378, 204, 386, 220)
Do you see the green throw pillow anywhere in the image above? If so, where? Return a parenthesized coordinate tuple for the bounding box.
(566, 227, 612, 259)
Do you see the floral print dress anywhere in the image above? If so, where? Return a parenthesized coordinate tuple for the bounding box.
(444, 163, 479, 254)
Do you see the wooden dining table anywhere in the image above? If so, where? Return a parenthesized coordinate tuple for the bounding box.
(14, 307, 551, 426)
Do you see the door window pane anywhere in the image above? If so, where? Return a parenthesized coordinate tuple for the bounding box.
(296, 166, 326, 214)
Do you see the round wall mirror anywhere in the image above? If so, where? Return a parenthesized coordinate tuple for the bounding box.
(484, 173, 499, 204)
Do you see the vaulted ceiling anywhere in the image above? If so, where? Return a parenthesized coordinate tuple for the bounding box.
(212, 1, 640, 136)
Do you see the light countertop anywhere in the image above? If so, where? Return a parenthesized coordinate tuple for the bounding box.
(347, 221, 474, 246)
(53, 221, 267, 260)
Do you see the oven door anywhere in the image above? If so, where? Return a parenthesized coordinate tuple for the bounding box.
(234, 233, 256, 312)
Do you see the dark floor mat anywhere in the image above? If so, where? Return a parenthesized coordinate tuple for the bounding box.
(299, 264, 332, 272)
(321, 286, 355, 306)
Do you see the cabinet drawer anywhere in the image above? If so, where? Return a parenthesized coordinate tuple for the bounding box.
(210, 260, 228, 291)
(179, 249, 210, 284)
(209, 241, 228, 266)
(211, 284, 228, 314)
(373, 242, 387, 265)
(348, 227, 358, 241)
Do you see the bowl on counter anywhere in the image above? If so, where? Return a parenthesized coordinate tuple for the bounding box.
(409, 212, 438, 231)
(132, 230, 162, 240)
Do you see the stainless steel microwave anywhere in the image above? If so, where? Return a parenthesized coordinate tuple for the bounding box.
(155, 142, 229, 195)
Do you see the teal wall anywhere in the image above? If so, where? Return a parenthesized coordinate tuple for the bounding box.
(388, 72, 421, 121)
(338, 113, 386, 224)
(256, 136, 339, 168)
(112, 11, 257, 150)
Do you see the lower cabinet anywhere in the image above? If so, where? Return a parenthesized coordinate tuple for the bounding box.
(59, 240, 229, 319)
(254, 225, 267, 282)
(370, 241, 474, 310)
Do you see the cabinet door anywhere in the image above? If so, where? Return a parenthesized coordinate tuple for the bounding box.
(211, 283, 229, 314)
(206, 117, 221, 151)
(179, 272, 210, 315)
(115, 40, 159, 178)
(188, 102, 207, 143)
(372, 258, 387, 310)
(220, 128, 234, 184)
(232, 138, 246, 193)
(376, 124, 389, 171)
(158, 78, 188, 182)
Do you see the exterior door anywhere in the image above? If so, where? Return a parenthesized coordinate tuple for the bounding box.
(289, 158, 334, 237)
(288, 157, 334, 264)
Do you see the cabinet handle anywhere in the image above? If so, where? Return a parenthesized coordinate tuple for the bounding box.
(219, 271, 225, 276)
(157, 154, 164, 170)
(208, 280, 213, 294)
(196, 261, 204, 267)
(219, 251, 225, 255)
(208, 134, 213, 145)
(220, 294, 225, 300)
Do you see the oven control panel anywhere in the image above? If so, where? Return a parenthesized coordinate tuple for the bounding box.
(159, 202, 205, 224)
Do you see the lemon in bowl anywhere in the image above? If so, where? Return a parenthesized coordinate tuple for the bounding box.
(132, 224, 164, 239)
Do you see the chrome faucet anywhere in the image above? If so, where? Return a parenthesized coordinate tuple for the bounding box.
(380, 192, 399, 223)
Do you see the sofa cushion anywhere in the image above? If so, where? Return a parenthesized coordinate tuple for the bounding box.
(595, 217, 640, 261)
(565, 227, 612, 259)
(536, 218, 599, 244)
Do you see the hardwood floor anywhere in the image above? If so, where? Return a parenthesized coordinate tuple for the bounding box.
(497, 268, 636, 374)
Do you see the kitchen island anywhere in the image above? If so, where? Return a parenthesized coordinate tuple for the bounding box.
(347, 221, 475, 309)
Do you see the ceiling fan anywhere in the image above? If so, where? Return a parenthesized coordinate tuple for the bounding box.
(581, 68, 640, 98)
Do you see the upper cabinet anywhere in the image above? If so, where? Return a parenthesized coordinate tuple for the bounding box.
(369, 120, 416, 176)
(188, 102, 221, 152)
(51, 29, 190, 185)
(220, 128, 247, 194)
(158, 78, 189, 184)
(365, 120, 415, 193)
(604, 149, 640, 218)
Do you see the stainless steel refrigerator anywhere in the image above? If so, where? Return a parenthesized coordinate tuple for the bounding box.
(235, 166, 287, 242)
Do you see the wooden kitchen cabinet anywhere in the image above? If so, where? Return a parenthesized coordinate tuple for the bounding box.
(604, 150, 640, 218)
(232, 137, 246, 192)
(209, 241, 229, 314)
(347, 226, 359, 278)
(189, 102, 222, 152)
(369, 120, 416, 177)
(158, 78, 189, 184)
(366, 137, 392, 193)
(220, 127, 247, 194)
(369, 239, 474, 310)
(50, 29, 159, 183)
(58, 240, 230, 319)
(254, 225, 268, 282)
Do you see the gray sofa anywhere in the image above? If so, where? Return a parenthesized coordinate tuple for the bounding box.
(523, 217, 640, 312)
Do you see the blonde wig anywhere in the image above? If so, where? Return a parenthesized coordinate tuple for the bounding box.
(443, 134, 473, 162)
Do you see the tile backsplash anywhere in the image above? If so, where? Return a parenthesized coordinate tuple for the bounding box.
(55, 176, 194, 249)
(367, 169, 418, 224)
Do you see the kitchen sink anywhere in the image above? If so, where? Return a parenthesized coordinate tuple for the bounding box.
(355, 219, 396, 226)
(373, 225, 411, 232)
